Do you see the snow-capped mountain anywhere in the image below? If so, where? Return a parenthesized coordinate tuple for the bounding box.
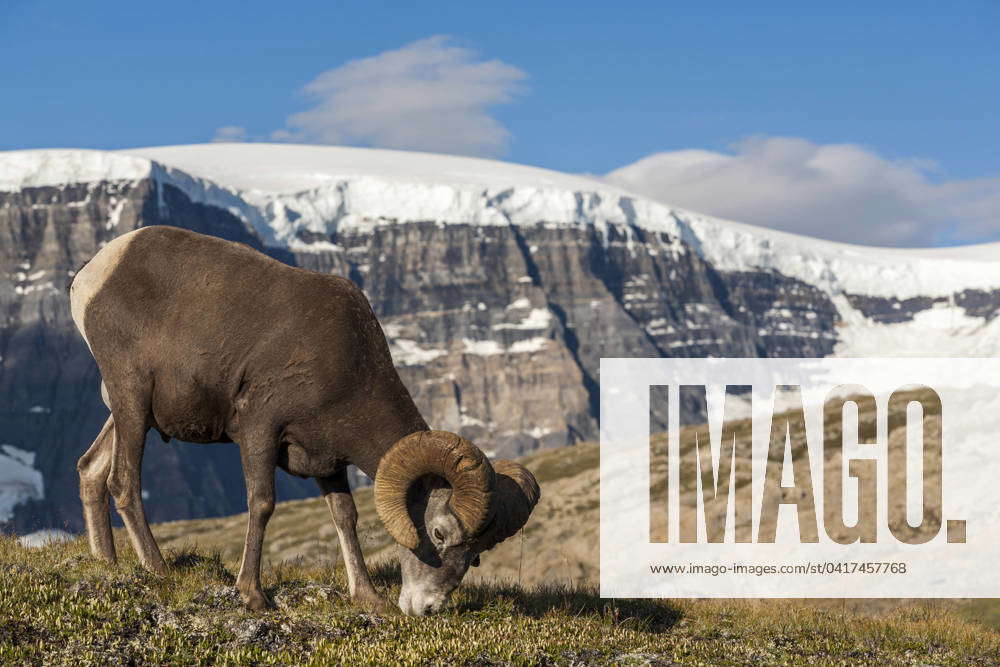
(3, 143, 1000, 531)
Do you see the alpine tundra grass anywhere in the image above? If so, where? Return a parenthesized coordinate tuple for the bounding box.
(1, 534, 998, 665)
(5, 419, 999, 663)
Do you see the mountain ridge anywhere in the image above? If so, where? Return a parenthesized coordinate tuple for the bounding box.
(7, 144, 1000, 298)
(3, 143, 1000, 531)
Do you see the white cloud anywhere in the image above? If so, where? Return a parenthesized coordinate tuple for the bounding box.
(211, 125, 248, 143)
(605, 136, 1000, 246)
(272, 36, 526, 157)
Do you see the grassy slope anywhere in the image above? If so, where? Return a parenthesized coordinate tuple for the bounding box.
(151, 441, 601, 589)
(2, 535, 998, 665)
(2, 424, 998, 664)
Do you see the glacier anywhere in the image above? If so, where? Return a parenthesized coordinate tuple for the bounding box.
(0, 445, 44, 522)
(3, 143, 1000, 302)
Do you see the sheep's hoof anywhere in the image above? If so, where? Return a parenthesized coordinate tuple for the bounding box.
(355, 591, 400, 616)
(145, 559, 169, 576)
(240, 588, 275, 612)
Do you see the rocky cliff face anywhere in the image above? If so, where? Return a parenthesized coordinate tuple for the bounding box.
(3, 144, 1000, 531)
(0, 179, 313, 531)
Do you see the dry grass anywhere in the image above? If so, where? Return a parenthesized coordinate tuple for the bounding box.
(2, 534, 998, 665)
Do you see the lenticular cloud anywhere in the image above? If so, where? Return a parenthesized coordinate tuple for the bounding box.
(271, 36, 527, 158)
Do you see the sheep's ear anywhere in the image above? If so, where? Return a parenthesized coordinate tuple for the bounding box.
(476, 460, 540, 551)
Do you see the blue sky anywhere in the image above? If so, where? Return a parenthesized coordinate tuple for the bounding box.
(2, 1, 998, 245)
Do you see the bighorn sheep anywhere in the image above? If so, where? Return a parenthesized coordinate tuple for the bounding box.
(70, 225, 539, 616)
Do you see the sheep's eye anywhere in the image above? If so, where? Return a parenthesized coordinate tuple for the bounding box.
(471, 555, 481, 567)
(432, 527, 445, 543)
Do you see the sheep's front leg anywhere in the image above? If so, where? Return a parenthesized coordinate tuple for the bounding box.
(236, 439, 277, 611)
(317, 470, 395, 613)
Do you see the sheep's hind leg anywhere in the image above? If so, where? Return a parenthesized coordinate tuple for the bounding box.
(77, 415, 117, 563)
(317, 469, 396, 614)
(107, 402, 167, 575)
(235, 434, 278, 611)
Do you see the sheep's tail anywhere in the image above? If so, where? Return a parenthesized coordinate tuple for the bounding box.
(66, 257, 93, 292)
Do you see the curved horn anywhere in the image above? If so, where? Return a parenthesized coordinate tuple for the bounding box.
(477, 460, 541, 551)
(374, 430, 495, 549)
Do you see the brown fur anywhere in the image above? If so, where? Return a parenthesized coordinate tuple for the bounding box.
(72, 225, 426, 611)
(70, 225, 539, 615)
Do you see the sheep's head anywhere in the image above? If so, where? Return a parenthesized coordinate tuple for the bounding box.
(374, 430, 540, 616)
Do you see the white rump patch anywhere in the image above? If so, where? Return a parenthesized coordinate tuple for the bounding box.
(69, 228, 147, 349)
